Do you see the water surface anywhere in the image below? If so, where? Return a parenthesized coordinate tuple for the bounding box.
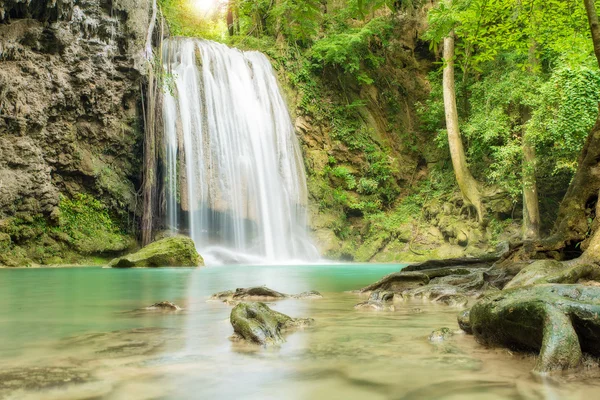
(0, 265, 598, 399)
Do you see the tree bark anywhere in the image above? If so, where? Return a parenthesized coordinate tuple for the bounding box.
(538, 1, 600, 255)
(227, 1, 235, 36)
(442, 5, 485, 223)
(522, 136, 540, 239)
(584, 0, 600, 69)
(522, 42, 540, 240)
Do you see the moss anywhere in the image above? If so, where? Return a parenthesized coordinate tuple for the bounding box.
(466, 284, 600, 373)
(108, 236, 203, 268)
(58, 194, 135, 255)
(230, 302, 313, 345)
(0, 194, 136, 267)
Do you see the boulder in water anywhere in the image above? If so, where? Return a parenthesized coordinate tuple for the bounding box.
(145, 301, 182, 311)
(108, 237, 203, 268)
(354, 290, 395, 311)
(230, 302, 313, 345)
(461, 284, 600, 373)
(210, 286, 322, 303)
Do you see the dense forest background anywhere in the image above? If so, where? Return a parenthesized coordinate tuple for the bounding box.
(157, 0, 600, 261)
(2, 0, 600, 266)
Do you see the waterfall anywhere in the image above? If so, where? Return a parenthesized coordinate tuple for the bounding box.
(162, 38, 319, 265)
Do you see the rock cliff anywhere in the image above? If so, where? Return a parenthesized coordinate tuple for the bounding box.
(0, 0, 152, 265)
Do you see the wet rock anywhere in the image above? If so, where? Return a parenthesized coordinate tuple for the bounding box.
(503, 260, 564, 289)
(429, 327, 454, 342)
(230, 302, 313, 345)
(434, 293, 468, 307)
(295, 290, 323, 299)
(108, 237, 203, 268)
(210, 286, 322, 303)
(354, 290, 395, 311)
(359, 271, 430, 293)
(145, 301, 182, 311)
(403, 257, 497, 272)
(457, 310, 472, 333)
(464, 284, 600, 373)
(401, 284, 462, 300)
(504, 260, 599, 289)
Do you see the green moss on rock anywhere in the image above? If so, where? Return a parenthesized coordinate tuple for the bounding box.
(108, 236, 203, 268)
(230, 302, 313, 345)
(464, 284, 600, 373)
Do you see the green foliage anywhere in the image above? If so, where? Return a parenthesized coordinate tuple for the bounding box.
(58, 194, 133, 255)
(530, 65, 600, 173)
(310, 17, 393, 84)
(271, 0, 321, 45)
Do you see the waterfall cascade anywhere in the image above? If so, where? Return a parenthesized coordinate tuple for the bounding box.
(162, 38, 319, 265)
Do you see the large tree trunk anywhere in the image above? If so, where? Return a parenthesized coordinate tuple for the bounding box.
(522, 42, 541, 240)
(522, 134, 540, 240)
(585, 0, 600, 69)
(496, 0, 600, 264)
(442, 6, 485, 223)
(546, 1, 600, 251)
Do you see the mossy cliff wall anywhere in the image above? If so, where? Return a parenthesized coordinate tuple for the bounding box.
(0, 0, 152, 265)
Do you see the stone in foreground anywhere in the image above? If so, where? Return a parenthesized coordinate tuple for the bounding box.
(108, 237, 203, 268)
(461, 284, 600, 373)
(230, 302, 313, 345)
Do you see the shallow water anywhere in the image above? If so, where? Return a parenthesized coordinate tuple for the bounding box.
(0, 265, 599, 399)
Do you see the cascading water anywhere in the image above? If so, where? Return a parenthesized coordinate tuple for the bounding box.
(162, 38, 319, 265)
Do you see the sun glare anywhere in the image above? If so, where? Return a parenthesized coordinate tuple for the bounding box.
(192, 0, 220, 14)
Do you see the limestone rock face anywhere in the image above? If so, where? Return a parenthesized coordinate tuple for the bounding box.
(109, 237, 203, 268)
(0, 0, 152, 264)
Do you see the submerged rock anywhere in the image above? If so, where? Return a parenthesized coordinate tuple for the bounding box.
(210, 286, 322, 303)
(108, 237, 203, 268)
(0, 367, 93, 396)
(354, 290, 396, 311)
(462, 284, 600, 373)
(429, 327, 455, 342)
(145, 301, 182, 311)
(457, 310, 472, 333)
(230, 302, 313, 345)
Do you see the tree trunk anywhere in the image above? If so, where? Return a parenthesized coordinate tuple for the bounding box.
(227, 1, 235, 36)
(522, 42, 541, 240)
(584, 0, 600, 69)
(499, 1, 600, 262)
(522, 135, 540, 240)
(442, 7, 485, 223)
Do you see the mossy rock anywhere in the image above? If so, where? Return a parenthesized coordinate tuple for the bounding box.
(108, 236, 203, 268)
(230, 302, 313, 345)
(462, 284, 600, 373)
(503, 260, 564, 289)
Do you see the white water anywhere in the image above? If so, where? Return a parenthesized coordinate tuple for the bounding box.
(162, 38, 319, 265)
